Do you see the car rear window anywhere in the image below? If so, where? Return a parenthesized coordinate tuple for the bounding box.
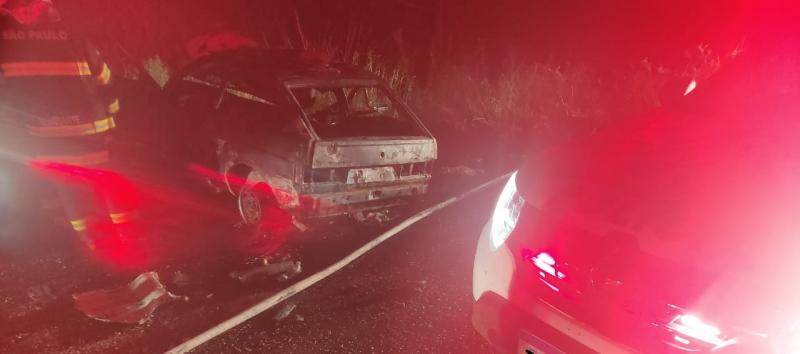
(290, 85, 424, 138)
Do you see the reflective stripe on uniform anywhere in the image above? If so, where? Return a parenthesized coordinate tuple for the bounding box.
(35, 150, 110, 166)
(107, 98, 120, 115)
(109, 211, 133, 224)
(108, 213, 131, 224)
(70, 218, 88, 232)
(96, 63, 111, 85)
(28, 116, 116, 137)
(0, 61, 92, 77)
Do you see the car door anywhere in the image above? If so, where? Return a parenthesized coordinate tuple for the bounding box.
(216, 84, 309, 188)
(162, 69, 227, 166)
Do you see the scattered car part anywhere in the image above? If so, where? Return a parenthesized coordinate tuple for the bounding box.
(275, 261, 302, 282)
(292, 217, 309, 232)
(352, 209, 392, 225)
(272, 302, 297, 321)
(73, 272, 187, 325)
(230, 260, 302, 283)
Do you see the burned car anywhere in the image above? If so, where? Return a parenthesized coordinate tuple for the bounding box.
(164, 50, 436, 225)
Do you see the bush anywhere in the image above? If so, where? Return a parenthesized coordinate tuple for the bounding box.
(412, 44, 722, 148)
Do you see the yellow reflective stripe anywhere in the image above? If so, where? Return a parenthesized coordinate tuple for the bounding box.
(93, 116, 115, 131)
(96, 63, 111, 85)
(70, 218, 88, 232)
(36, 150, 110, 166)
(28, 117, 116, 137)
(107, 98, 120, 115)
(0, 61, 91, 77)
(109, 212, 133, 224)
(78, 62, 92, 75)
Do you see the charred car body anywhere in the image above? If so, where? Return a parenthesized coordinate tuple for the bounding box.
(164, 50, 436, 224)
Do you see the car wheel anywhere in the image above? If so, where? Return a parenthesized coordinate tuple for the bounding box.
(237, 183, 276, 226)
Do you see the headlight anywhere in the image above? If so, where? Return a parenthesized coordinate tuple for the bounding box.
(664, 312, 737, 351)
(490, 171, 524, 249)
(774, 321, 800, 354)
(669, 314, 726, 347)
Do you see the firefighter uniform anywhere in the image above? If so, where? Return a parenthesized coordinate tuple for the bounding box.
(0, 13, 132, 245)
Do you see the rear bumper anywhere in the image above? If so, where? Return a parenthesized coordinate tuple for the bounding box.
(473, 291, 640, 354)
(299, 178, 428, 218)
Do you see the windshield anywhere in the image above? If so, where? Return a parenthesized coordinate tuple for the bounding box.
(290, 85, 424, 138)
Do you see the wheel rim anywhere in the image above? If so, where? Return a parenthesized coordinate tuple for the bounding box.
(238, 187, 263, 225)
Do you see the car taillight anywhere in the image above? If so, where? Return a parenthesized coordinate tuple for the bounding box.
(490, 171, 524, 249)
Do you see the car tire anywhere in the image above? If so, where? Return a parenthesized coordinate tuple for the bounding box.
(237, 183, 277, 226)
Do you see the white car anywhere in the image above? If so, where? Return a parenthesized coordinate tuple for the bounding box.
(473, 57, 800, 353)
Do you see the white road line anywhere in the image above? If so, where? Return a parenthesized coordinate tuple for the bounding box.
(165, 172, 513, 354)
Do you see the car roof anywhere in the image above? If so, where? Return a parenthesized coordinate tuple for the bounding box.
(179, 48, 383, 88)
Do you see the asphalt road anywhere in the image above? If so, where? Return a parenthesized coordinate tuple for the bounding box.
(194, 184, 499, 354)
(0, 166, 505, 353)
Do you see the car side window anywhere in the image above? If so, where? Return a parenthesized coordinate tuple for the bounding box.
(220, 93, 300, 143)
(171, 78, 225, 139)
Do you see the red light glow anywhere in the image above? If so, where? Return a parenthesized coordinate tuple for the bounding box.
(28, 160, 152, 271)
(188, 163, 295, 256)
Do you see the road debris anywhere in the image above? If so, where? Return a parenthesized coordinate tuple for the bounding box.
(272, 302, 297, 321)
(353, 210, 391, 225)
(276, 261, 302, 282)
(292, 217, 309, 232)
(73, 272, 188, 324)
(230, 259, 302, 283)
(27, 285, 57, 307)
(171, 271, 191, 288)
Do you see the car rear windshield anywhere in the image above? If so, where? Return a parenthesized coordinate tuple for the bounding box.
(290, 85, 425, 138)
